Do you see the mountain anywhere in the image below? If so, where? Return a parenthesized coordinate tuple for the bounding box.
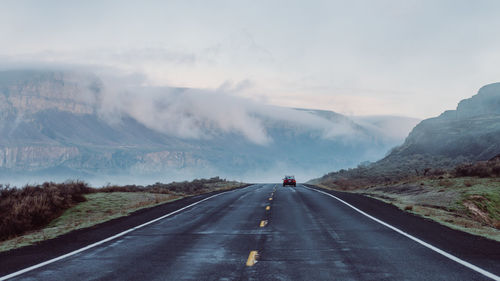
(310, 82, 500, 186)
(0, 70, 417, 185)
(391, 83, 500, 160)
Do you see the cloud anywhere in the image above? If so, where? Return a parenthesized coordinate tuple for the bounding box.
(3, 0, 500, 119)
(0, 59, 410, 146)
(90, 71, 364, 145)
(94, 76, 271, 144)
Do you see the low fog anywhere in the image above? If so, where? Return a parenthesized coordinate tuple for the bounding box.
(94, 72, 366, 146)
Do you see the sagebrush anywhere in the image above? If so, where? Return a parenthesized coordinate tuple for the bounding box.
(0, 181, 92, 241)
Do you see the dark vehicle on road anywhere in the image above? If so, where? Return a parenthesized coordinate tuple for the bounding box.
(283, 175, 296, 187)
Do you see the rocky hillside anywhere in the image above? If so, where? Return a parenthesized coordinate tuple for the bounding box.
(391, 83, 500, 160)
(310, 83, 500, 187)
(0, 70, 97, 116)
(0, 70, 417, 185)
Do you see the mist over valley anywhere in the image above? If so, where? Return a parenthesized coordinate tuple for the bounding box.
(0, 69, 419, 186)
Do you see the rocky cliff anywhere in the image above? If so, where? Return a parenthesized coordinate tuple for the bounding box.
(390, 83, 500, 161)
(0, 70, 97, 115)
(310, 82, 500, 186)
(0, 146, 80, 169)
(0, 70, 202, 178)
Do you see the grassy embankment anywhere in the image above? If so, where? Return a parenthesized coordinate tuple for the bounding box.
(0, 177, 246, 252)
(314, 158, 500, 241)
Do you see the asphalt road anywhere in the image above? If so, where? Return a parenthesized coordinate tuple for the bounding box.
(2, 184, 500, 280)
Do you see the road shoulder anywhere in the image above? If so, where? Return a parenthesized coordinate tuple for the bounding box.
(304, 184, 500, 276)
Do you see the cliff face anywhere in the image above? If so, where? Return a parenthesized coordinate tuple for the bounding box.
(0, 146, 80, 169)
(0, 70, 97, 115)
(455, 83, 500, 118)
(0, 70, 416, 183)
(0, 70, 200, 175)
(391, 83, 500, 161)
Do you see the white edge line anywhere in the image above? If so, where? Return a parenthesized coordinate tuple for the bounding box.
(0, 187, 249, 281)
(304, 186, 500, 281)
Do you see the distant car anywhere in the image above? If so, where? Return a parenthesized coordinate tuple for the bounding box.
(283, 175, 296, 187)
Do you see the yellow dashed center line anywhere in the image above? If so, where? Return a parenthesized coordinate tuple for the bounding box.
(245, 188, 275, 266)
(246, 251, 259, 266)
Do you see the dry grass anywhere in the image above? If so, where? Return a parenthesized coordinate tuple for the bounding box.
(346, 177, 500, 241)
(438, 179, 454, 187)
(313, 156, 500, 241)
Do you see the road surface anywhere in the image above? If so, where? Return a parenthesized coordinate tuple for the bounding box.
(1, 184, 499, 280)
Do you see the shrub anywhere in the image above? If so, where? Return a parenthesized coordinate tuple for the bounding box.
(99, 184, 143, 193)
(438, 179, 454, 187)
(492, 164, 500, 177)
(144, 177, 228, 194)
(0, 181, 93, 241)
(453, 158, 500, 178)
(494, 221, 500, 230)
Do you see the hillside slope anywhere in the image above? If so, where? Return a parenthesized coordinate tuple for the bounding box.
(392, 83, 500, 160)
(310, 82, 500, 186)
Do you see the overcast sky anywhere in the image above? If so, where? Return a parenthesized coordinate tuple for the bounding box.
(2, 0, 500, 118)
